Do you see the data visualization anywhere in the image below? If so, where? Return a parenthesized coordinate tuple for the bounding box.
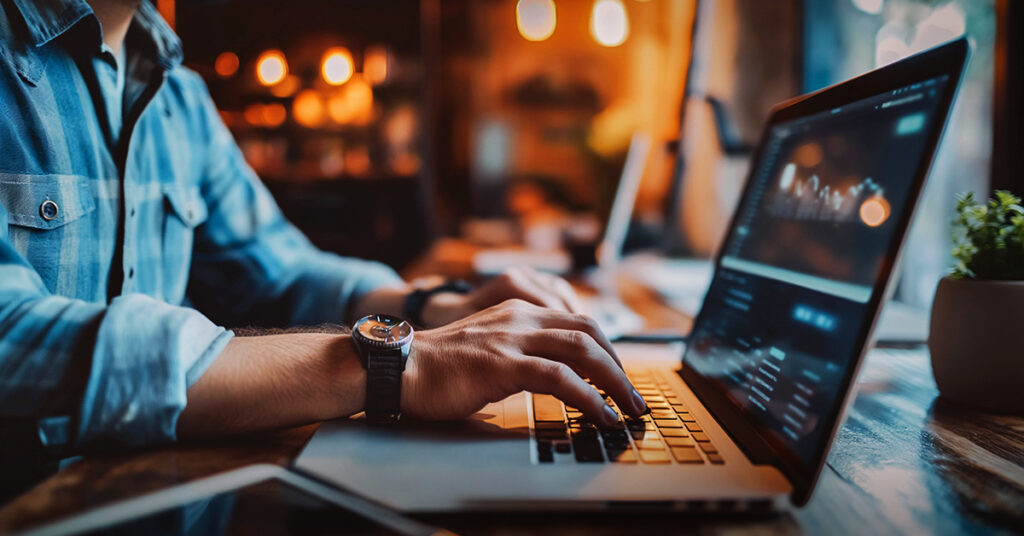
(685, 75, 949, 466)
(723, 77, 946, 296)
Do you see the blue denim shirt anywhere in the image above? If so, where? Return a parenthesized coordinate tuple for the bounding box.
(0, 0, 401, 457)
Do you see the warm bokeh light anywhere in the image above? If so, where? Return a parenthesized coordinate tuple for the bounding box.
(269, 75, 301, 98)
(590, 0, 629, 47)
(256, 50, 288, 86)
(516, 0, 556, 42)
(243, 103, 264, 126)
(327, 75, 374, 125)
(292, 89, 326, 128)
(242, 103, 287, 128)
(364, 46, 389, 86)
(321, 47, 355, 86)
(262, 103, 287, 127)
(214, 51, 239, 78)
(859, 195, 891, 227)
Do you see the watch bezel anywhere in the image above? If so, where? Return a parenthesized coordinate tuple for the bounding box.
(352, 314, 415, 351)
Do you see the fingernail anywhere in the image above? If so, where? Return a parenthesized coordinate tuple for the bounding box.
(631, 389, 646, 415)
(603, 405, 619, 425)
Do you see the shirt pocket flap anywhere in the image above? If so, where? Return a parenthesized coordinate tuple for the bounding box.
(163, 185, 209, 228)
(0, 173, 96, 230)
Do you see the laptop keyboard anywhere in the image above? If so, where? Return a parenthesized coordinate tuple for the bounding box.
(532, 371, 724, 465)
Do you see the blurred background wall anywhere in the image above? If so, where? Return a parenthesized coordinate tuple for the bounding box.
(168, 0, 1000, 308)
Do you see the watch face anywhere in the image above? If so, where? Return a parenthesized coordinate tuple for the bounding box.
(357, 315, 413, 344)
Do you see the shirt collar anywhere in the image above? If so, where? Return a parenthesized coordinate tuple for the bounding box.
(10, 0, 183, 68)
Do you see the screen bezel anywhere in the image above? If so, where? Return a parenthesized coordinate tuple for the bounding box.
(678, 37, 969, 506)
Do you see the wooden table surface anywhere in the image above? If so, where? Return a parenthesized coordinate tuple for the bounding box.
(1, 249, 1023, 534)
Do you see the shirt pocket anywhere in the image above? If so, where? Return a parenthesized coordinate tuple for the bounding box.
(160, 185, 209, 300)
(0, 173, 98, 293)
(0, 173, 96, 231)
(163, 185, 208, 229)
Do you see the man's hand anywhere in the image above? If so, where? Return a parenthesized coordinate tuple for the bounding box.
(404, 299, 647, 426)
(421, 267, 584, 327)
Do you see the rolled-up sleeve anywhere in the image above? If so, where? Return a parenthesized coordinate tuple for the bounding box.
(183, 71, 402, 328)
(0, 226, 232, 457)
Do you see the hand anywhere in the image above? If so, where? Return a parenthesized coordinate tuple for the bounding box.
(402, 299, 647, 426)
(421, 267, 583, 327)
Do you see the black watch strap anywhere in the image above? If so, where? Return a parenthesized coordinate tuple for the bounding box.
(365, 349, 405, 424)
(402, 279, 473, 327)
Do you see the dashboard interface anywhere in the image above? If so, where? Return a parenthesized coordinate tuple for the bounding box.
(685, 75, 949, 466)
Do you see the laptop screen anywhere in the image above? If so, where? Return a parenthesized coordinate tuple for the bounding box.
(682, 73, 950, 467)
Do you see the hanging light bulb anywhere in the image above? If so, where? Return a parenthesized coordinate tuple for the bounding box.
(516, 0, 556, 42)
(590, 0, 629, 47)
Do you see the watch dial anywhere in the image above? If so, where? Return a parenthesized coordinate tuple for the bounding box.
(358, 315, 412, 343)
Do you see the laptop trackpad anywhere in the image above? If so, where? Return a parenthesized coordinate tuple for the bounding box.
(299, 392, 531, 468)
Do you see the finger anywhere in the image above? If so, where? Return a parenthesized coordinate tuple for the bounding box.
(523, 270, 583, 314)
(527, 309, 623, 370)
(522, 329, 645, 417)
(482, 270, 567, 312)
(513, 357, 620, 427)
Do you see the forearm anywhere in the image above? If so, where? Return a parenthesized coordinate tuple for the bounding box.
(177, 332, 365, 438)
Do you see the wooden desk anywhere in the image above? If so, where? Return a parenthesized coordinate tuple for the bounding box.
(1, 268, 1023, 534)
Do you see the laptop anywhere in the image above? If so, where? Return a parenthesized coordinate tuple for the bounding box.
(295, 38, 968, 511)
(473, 132, 653, 338)
(472, 132, 652, 275)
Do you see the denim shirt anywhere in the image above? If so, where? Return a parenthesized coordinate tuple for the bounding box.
(0, 0, 401, 458)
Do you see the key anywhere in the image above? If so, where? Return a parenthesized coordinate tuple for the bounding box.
(665, 437, 695, 447)
(572, 437, 605, 463)
(537, 440, 554, 463)
(639, 450, 671, 464)
(606, 449, 638, 463)
(684, 422, 703, 432)
(659, 428, 688, 437)
(692, 432, 710, 442)
(650, 410, 676, 420)
(699, 442, 717, 453)
(533, 394, 564, 422)
(572, 428, 598, 439)
(655, 419, 684, 428)
(604, 439, 631, 450)
(629, 430, 661, 442)
(625, 419, 647, 431)
(636, 440, 665, 450)
(535, 429, 568, 440)
(671, 447, 703, 464)
(707, 453, 725, 464)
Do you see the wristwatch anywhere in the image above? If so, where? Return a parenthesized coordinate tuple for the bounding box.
(402, 279, 474, 327)
(351, 314, 415, 424)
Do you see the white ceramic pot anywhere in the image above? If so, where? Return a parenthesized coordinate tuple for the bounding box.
(928, 277, 1024, 414)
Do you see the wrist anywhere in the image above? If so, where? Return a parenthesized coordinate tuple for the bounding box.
(420, 292, 470, 328)
(320, 334, 366, 421)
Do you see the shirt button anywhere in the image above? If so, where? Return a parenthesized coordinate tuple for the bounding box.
(128, 267, 135, 279)
(130, 206, 137, 218)
(40, 200, 59, 221)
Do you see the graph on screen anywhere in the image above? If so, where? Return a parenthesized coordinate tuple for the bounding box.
(767, 162, 891, 227)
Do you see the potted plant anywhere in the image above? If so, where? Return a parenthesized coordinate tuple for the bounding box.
(928, 190, 1024, 414)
